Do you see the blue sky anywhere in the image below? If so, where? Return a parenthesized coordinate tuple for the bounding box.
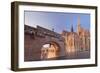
(25, 11, 90, 33)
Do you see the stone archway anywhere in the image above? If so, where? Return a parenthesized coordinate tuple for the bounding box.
(41, 41, 60, 60)
(24, 25, 66, 61)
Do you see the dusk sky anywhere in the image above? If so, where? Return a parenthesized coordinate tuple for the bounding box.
(25, 11, 90, 33)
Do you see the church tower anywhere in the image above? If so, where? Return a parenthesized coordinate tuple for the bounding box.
(77, 16, 81, 35)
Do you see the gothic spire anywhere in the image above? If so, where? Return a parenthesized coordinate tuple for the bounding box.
(70, 16, 73, 32)
(77, 16, 81, 35)
(77, 16, 81, 27)
(71, 24, 73, 32)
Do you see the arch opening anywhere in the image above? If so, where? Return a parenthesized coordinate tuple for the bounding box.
(41, 42, 60, 60)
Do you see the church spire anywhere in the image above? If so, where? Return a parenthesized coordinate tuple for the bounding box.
(77, 16, 81, 35)
(70, 16, 73, 32)
(78, 16, 80, 26)
(71, 24, 73, 32)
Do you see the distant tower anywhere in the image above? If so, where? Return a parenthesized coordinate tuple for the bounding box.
(77, 16, 81, 35)
(71, 24, 73, 32)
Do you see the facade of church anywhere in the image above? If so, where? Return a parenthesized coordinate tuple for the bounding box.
(62, 17, 90, 57)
